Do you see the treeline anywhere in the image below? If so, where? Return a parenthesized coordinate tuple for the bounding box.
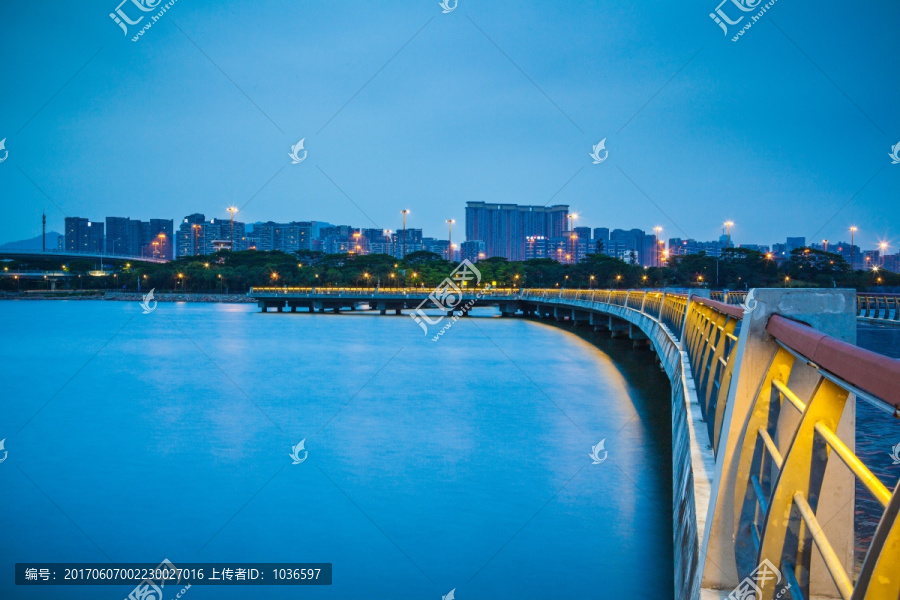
(1, 247, 896, 292)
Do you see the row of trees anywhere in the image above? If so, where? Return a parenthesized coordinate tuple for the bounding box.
(1, 247, 897, 292)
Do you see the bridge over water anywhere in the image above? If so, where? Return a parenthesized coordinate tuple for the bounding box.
(0, 249, 168, 264)
(250, 285, 900, 600)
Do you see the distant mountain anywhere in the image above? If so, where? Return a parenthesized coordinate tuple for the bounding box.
(0, 232, 63, 251)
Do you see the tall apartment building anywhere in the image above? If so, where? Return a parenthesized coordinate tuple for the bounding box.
(105, 217, 174, 258)
(64, 217, 104, 253)
(176, 214, 245, 256)
(465, 202, 568, 261)
(246, 222, 312, 252)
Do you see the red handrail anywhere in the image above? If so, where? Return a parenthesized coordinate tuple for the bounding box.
(766, 315, 900, 409)
(692, 296, 745, 320)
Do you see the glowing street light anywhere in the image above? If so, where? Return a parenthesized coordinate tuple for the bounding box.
(227, 207, 238, 250)
(724, 221, 734, 248)
(401, 209, 410, 259)
(849, 226, 858, 269)
(446, 219, 455, 261)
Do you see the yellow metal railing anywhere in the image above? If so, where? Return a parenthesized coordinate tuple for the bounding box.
(732, 315, 900, 600)
(683, 297, 743, 454)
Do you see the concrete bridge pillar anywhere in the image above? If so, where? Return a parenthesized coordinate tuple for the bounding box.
(608, 316, 629, 338)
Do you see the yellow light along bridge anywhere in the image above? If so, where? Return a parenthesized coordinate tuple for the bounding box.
(249, 286, 900, 600)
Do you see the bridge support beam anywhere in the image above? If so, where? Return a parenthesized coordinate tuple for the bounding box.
(608, 317, 629, 338)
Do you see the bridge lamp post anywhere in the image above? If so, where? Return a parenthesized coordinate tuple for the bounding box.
(401, 210, 410, 259)
(227, 207, 238, 250)
(654, 226, 662, 267)
(849, 226, 858, 269)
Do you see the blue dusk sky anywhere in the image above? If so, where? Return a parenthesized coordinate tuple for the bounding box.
(0, 0, 898, 250)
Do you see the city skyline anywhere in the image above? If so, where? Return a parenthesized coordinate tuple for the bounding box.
(1, 1, 898, 251)
(7, 203, 898, 274)
(5, 204, 895, 255)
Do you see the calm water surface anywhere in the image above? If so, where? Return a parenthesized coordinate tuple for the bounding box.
(0, 301, 674, 599)
(854, 322, 900, 568)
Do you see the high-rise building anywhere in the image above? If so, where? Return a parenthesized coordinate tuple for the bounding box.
(465, 202, 568, 261)
(65, 217, 104, 253)
(176, 214, 245, 256)
(786, 237, 806, 251)
(460, 240, 486, 263)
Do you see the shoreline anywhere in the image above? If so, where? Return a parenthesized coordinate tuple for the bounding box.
(0, 291, 256, 303)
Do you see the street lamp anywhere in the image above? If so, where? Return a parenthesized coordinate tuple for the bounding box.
(400, 209, 410, 259)
(227, 207, 238, 250)
(569, 233, 578, 264)
(724, 221, 734, 249)
(880, 241, 889, 267)
(446, 219, 455, 261)
(849, 226, 858, 269)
